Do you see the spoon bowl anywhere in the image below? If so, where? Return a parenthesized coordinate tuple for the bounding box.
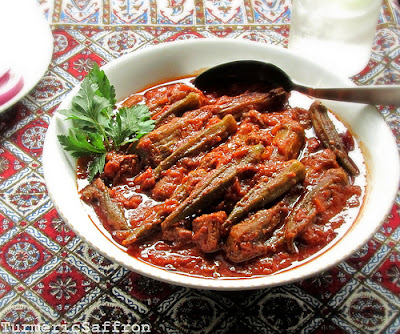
(193, 60, 294, 92)
(193, 60, 400, 106)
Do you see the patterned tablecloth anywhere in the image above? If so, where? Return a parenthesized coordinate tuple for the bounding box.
(0, 0, 399, 333)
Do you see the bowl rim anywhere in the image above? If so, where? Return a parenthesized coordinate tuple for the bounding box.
(43, 38, 400, 290)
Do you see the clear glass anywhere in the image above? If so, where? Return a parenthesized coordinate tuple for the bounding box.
(288, 0, 382, 77)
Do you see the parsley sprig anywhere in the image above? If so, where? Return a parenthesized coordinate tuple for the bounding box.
(57, 64, 154, 181)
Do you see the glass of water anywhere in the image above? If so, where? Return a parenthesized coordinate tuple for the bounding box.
(288, 0, 382, 77)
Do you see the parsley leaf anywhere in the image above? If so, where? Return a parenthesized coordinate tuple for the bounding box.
(58, 129, 106, 157)
(59, 79, 111, 136)
(107, 105, 154, 148)
(89, 153, 107, 182)
(57, 64, 154, 181)
(88, 63, 116, 106)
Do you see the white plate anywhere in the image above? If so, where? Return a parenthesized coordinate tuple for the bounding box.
(43, 39, 400, 290)
(0, 0, 53, 112)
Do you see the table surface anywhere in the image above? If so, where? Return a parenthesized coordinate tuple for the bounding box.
(0, 0, 399, 333)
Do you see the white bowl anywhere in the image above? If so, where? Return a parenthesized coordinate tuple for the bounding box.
(43, 39, 400, 290)
(0, 0, 53, 112)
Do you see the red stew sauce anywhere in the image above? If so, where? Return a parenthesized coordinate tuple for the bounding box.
(77, 77, 366, 278)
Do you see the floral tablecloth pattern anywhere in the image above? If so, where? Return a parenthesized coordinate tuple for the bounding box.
(0, 0, 399, 333)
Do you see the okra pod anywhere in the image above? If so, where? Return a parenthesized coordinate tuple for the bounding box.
(122, 216, 161, 245)
(219, 88, 288, 118)
(81, 178, 129, 231)
(225, 203, 288, 263)
(272, 121, 305, 160)
(171, 169, 209, 202)
(309, 101, 359, 176)
(161, 145, 264, 230)
(136, 108, 213, 166)
(285, 168, 348, 252)
(225, 159, 305, 227)
(155, 92, 202, 125)
(121, 200, 179, 245)
(154, 114, 237, 179)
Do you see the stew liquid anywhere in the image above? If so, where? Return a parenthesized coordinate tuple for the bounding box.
(78, 78, 366, 278)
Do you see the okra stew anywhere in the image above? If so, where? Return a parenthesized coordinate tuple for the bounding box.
(78, 78, 366, 278)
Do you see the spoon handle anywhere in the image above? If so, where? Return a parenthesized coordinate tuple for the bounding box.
(296, 85, 400, 106)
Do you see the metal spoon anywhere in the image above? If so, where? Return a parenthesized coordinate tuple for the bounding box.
(193, 60, 400, 106)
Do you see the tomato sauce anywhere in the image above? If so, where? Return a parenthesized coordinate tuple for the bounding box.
(78, 77, 366, 278)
